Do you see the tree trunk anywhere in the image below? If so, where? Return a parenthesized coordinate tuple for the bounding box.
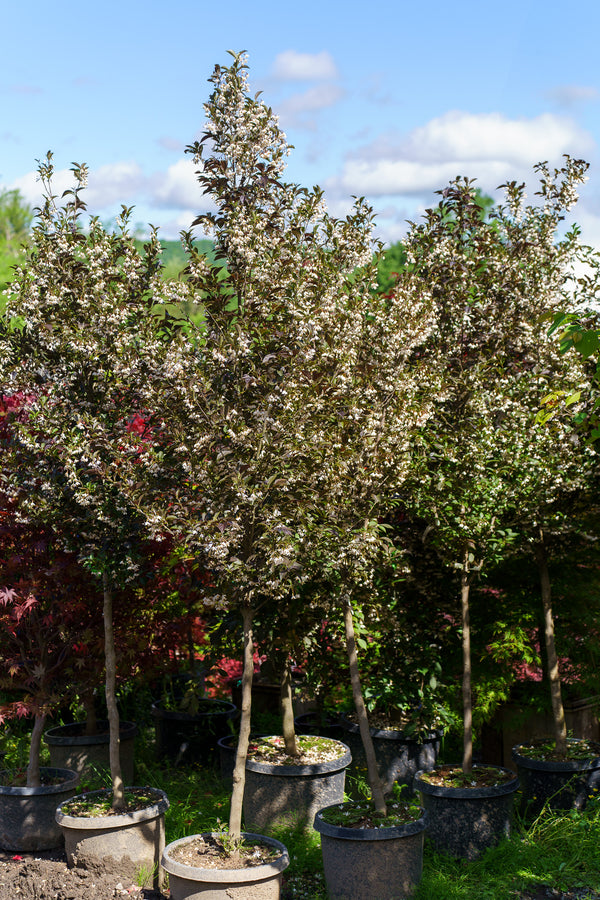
(461, 556, 473, 774)
(281, 658, 299, 757)
(534, 536, 567, 755)
(26, 712, 46, 787)
(103, 572, 125, 811)
(343, 599, 387, 816)
(229, 604, 254, 847)
(82, 690, 98, 737)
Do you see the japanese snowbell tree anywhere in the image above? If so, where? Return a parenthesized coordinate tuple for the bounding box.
(0, 156, 192, 809)
(157, 52, 438, 829)
(488, 163, 599, 755)
(401, 158, 596, 770)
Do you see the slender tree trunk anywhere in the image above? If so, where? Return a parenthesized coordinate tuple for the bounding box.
(281, 657, 299, 757)
(26, 712, 46, 787)
(82, 689, 98, 736)
(103, 572, 125, 811)
(343, 599, 387, 816)
(534, 535, 567, 755)
(461, 555, 473, 774)
(229, 604, 254, 847)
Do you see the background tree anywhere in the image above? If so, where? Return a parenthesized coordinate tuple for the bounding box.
(0, 156, 191, 809)
(400, 159, 595, 770)
(0, 188, 33, 296)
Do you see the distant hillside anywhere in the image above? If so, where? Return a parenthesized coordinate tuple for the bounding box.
(134, 237, 215, 281)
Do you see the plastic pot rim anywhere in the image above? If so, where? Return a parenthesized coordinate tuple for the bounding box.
(245, 738, 351, 777)
(161, 831, 289, 883)
(55, 786, 169, 829)
(0, 767, 80, 797)
(313, 800, 428, 841)
(44, 720, 138, 746)
(414, 765, 519, 799)
(512, 741, 600, 773)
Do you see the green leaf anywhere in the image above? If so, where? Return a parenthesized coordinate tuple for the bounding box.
(575, 330, 600, 359)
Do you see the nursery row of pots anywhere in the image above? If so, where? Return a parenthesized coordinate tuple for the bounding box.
(2, 722, 599, 900)
(165, 732, 600, 900)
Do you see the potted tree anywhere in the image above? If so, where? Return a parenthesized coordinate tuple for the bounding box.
(505, 184, 600, 809)
(156, 52, 359, 890)
(156, 51, 434, 898)
(40, 551, 144, 784)
(509, 529, 600, 816)
(0, 160, 188, 886)
(426, 163, 600, 817)
(239, 617, 353, 833)
(398, 170, 592, 857)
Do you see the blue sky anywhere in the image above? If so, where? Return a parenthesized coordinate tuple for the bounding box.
(2, 0, 600, 246)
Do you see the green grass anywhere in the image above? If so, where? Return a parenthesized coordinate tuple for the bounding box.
(2, 721, 600, 899)
(137, 731, 600, 899)
(413, 799, 600, 898)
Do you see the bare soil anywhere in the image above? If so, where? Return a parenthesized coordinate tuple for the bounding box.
(420, 764, 516, 789)
(0, 849, 166, 900)
(1, 847, 599, 899)
(247, 735, 345, 766)
(168, 833, 281, 869)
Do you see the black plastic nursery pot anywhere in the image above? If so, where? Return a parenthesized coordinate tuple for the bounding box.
(56, 787, 169, 890)
(243, 737, 352, 831)
(294, 711, 345, 741)
(0, 766, 80, 851)
(44, 719, 138, 783)
(161, 832, 289, 900)
(217, 732, 269, 787)
(217, 733, 240, 787)
(230, 680, 282, 717)
(512, 740, 600, 818)
(313, 801, 428, 900)
(340, 715, 441, 796)
(414, 765, 519, 860)
(152, 698, 237, 765)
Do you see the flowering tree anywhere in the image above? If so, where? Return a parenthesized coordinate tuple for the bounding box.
(400, 158, 596, 769)
(141, 52, 438, 832)
(482, 161, 598, 755)
(0, 158, 191, 808)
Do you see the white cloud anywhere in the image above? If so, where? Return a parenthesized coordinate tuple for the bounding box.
(10, 167, 73, 209)
(10, 161, 147, 212)
(402, 111, 592, 164)
(151, 158, 205, 210)
(279, 83, 344, 116)
(328, 111, 594, 198)
(271, 50, 338, 81)
(155, 210, 204, 240)
(7, 158, 212, 227)
(572, 208, 600, 251)
(86, 162, 147, 207)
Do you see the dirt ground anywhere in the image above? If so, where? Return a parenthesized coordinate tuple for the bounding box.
(0, 849, 166, 900)
(1, 849, 599, 899)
